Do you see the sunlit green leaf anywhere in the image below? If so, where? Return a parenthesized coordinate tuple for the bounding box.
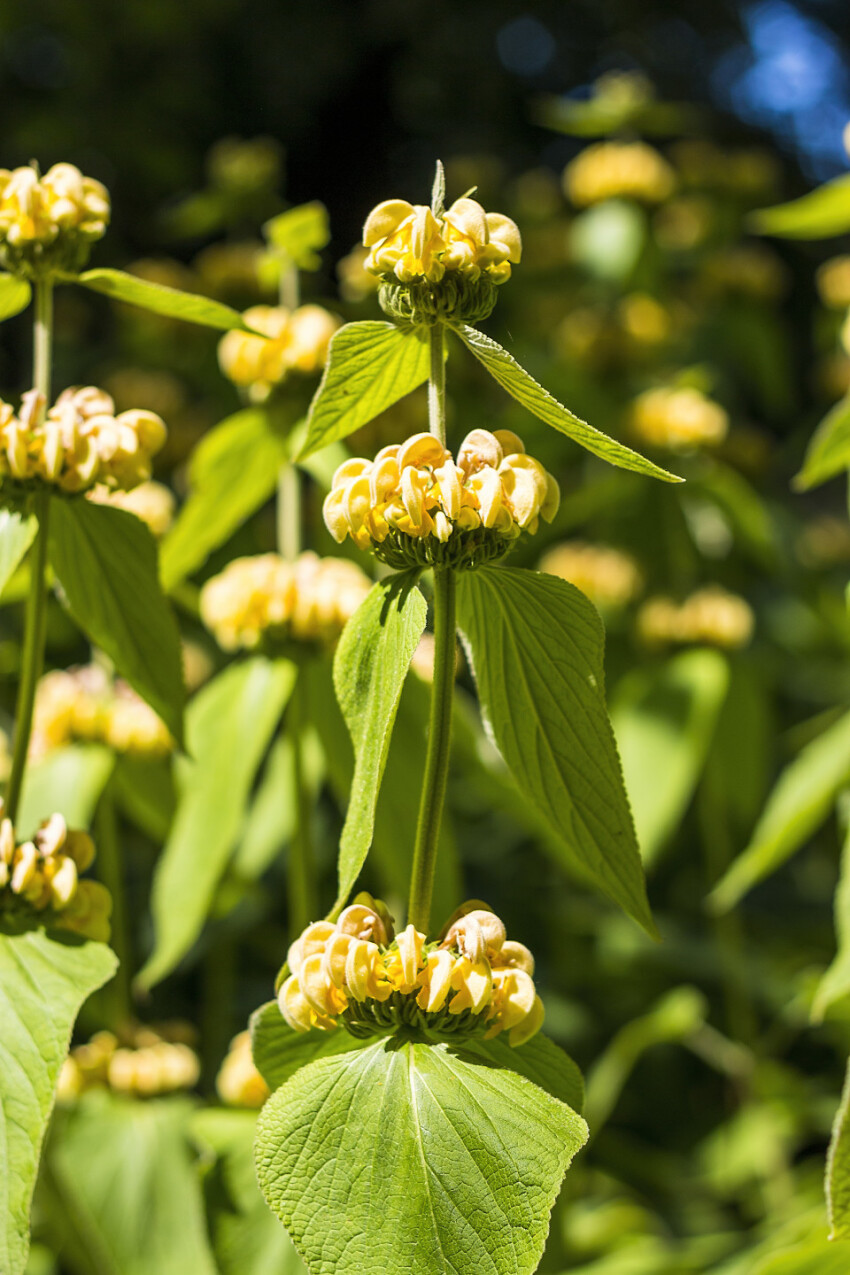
(74, 267, 251, 331)
(0, 929, 116, 1275)
(750, 174, 850, 239)
(611, 649, 729, 868)
(255, 1037, 588, 1275)
(0, 273, 31, 321)
(160, 408, 290, 592)
(17, 745, 114, 839)
(453, 324, 681, 483)
(710, 709, 850, 913)
(794, 395, 850, 491)
(297, 322, 431, 459)
(458, 567, 656, 936)
(48, 500, 185, 745)
(0, 510, 36, 599)
(827, 1057, 850, 1241)
(753, 1236, 849, 1274)
(331, 574, 427, 913)
(138, 658, 295, 989)
(42, 1091, 216, 1275)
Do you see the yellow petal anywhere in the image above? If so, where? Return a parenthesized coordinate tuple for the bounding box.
(509, 993, 545, 1047)
(331, 457, 372, 488)
(416, 950, 455, 1012)
(492, 429, 525, 456)
(485, 212, 522, 263)
(363, 199, 416, 247)
(446, 198, 488, 245)
(457, 429, 503, 475)
(396, 432, 448, 471)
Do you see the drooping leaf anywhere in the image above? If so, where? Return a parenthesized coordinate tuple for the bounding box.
(794, 395, 850, 491)
(827, 1057, 850, 1241)
(74, 267, 252, 331)
(191, 1109, 307, 1275)
(263, 202, 330, 271)
(42, 1091, 216, 1275)
(48, 500, 185, 744)
(138, 658, 295, 989)
(750, 174, 850, 239)
(0, 273, 31, 321)
(17, 744, 114, 838)
(0, 929, 116, 1275)
(0, 509, 36, 599)
(611, 649, 729, 868)
(457, 567, 656, 936)
(331, 574, 427, 913)
(160, 408, 290, 591)
(250, 1000, 367, 1091)
(710, 708, 850, 913)
(297, 322, 431, 459)
(814, 827, 850, 1022)
(453, 324, 681, 483)
(255, 1037, 588, 1275)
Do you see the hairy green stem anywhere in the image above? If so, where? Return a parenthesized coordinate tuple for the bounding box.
(5, 280, 54, 823)
(94, 782, 132, 1024)
(288, 676, 318, 935)
(407, 567, 456, 933)
(428, 324, 446, 445)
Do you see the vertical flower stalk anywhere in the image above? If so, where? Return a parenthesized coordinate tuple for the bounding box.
(5, 279, 54, 823)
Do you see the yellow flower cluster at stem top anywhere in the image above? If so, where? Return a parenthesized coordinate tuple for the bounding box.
(31, 665, 172, 761)
(363, 196, 521, 285)
(630, 385, 729, 451)
(57, 1024, 200, 1103)
(0, 163, 109, 272)
(564, 141, 675, 207)
(540, 541, 644, 610)
(200, 551, 372, 652)
(218, 304, 340, 401)
(0, 386, 167, 494)
(216, 1030, 270, 1109)
(324, 429, 559, 566)
(0, 807, 111, 941)
(638, 586, 754, 650)
(279, 898, 544, 1048)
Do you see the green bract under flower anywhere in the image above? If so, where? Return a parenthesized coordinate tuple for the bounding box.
(323, 428, 559, 571)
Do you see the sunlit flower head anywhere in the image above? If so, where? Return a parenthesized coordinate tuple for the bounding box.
(564, 142, 675, 208)
(540, 541, 643, 610)
(216, 1030, 270, 1108)
(31, 665, 172, 762)
(218, 304, 340, 401)
(637, 586, 754, 650)
(199, 551, 372, 652)
(0, 803, 110, 941)
(60, 1024, 200, 1102)
(323, 428, 559, 570)
(630, 385, 728, 451)
(277, 897, 543, 1048)
(0, 162, 110, 276)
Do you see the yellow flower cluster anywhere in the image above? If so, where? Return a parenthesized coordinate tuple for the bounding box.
(218, 304, 340, 401)
(637, 586, 754, 650)
(88, 480, 176, 538)
(0, 386, 167, 494)
(200, 551, 372, 651)
(279, 898, 544, 1048)
(564, 142, 675, 207)
(363, 196, 521, 286)
(31, 666, 172, 761)
(630, 386, 728, 451)
(323, 429, 559, 569)
(0, 807, 111, 941)
(216, 1030, 270, 1108)
(0, 163, 109, 274)
(57, 1024, 200, 1103)
(540, 541, 643, 609)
